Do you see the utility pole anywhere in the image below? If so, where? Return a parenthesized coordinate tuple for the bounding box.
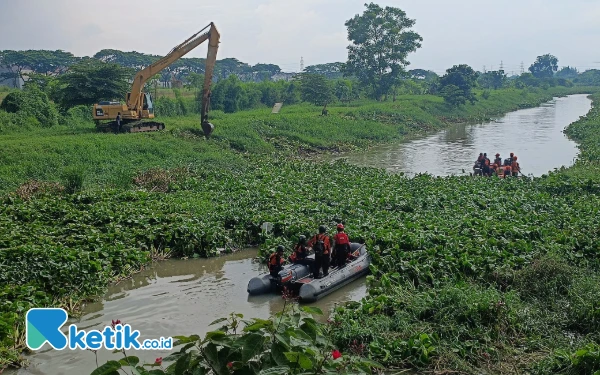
(483, 65, 487, 73)
(300, 57, 304, 72)
(520, 61, 525, 74)
(499, 60, 504, 71)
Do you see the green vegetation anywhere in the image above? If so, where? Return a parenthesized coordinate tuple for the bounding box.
(88, 307, 381, 375)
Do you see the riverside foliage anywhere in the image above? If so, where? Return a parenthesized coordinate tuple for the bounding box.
(1, 90, 599, 374)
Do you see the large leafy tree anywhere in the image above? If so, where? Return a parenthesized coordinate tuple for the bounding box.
(344, 3, 422, 100)
(438, 64, 478, 106)
(297, 73, 334, 106)
(477, 70, 507, 90)
(54, 59, 132, 109)
(529, 54, 559, 79)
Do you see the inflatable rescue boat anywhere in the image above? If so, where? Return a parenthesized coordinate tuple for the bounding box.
(247, 243, 370, 302)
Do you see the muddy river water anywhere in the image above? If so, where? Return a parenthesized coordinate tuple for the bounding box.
(334, 94, 592, 177)
(11, 94, 592, 375)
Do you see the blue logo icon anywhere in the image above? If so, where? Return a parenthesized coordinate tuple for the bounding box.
(26, 308, 172, 351)
(26, 308, 69, 350)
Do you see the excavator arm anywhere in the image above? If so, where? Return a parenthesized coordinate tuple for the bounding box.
(127, 22, 220, 136)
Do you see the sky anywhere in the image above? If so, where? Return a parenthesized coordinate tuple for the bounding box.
(1, 0, 599, 74)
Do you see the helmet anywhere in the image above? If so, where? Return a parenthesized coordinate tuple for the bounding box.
(299, 235, 307, 244)
(337, 223, 344, 230)
(277, 245, 285, 253)
(319, 225, 327, 233)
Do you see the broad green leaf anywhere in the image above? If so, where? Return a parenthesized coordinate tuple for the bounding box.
(241, 333, 266, 362)
(91, 361, 122, 375)
(173, 335, 200, 346)
(300, 306, 323, 315)
(174, 352, 191, 375)
(209, 317, 228, 326)
(271, 342, 291, 366)
(119, 356, 140, 367)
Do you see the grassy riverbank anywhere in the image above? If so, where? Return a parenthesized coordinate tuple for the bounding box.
(0, 86, 594, 193)
(0, 88, 599, 370)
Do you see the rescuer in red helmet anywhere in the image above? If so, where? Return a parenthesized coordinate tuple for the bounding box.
(332, 224, 351, 268)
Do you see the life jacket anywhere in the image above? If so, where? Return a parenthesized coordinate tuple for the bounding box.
(290, 244, 308, 262)
(310, 233, 330, 255)
(269, 253, 283, 272)
(334, 232, 350, 247)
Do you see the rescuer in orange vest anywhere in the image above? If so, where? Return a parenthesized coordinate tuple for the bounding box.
(332, 224, 351, 268)
(511, 155, 520, 176)
(289, 235, 315, 274)
(308, 225, 331, 278)
(269, 245, 286, 277)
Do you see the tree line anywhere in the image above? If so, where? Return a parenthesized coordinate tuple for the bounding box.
(2, 1, 600, 119)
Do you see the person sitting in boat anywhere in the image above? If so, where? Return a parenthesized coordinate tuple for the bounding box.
(503, 164, 512, 178)
(332, 224, 351, 268)
(308, 225, 331, 279)
(511, 155, 520, 176)
(494, 153, 502, 166)
(289, 235, 315, 273)
(269, 245, 286, 277)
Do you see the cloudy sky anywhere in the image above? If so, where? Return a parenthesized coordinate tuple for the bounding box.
(1, 0, 599, 74)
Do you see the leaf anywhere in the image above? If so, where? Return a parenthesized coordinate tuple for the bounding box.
(173, 334, 200, 346)
(300, 306, 323, 315)
(91, 361, 122, 375)
(209, 317, 228, 326)
(284, 352, 299, 363)
(258, 367, 291, 375)
(174, 352, 191, 375)
(119, 356, 140, 367)
(243, 319, 272, 332)
(297, 353, 313, 370)
(241, 333, 266, 362)
(271, 342, 291, 366)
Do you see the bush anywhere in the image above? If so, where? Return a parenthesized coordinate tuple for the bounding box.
(0, 84, 59, 127)
(61, 166, 86, 194)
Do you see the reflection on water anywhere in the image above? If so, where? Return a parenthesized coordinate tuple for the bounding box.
(335, 95, 592, 177)
(14, 250, 366, 375)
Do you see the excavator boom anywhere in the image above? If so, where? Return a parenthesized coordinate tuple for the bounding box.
(93, 23, 220, 136)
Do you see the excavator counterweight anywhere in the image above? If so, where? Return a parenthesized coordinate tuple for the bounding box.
(93, 23, 220, 137)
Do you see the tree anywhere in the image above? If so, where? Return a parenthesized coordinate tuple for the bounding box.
(438, 64, 478, 106)
(344, 3, 422, 100)
(573, 69, 600, 86)
(297, 73, 334, 106)
(555, 66, 579, 79)
(529, 54, 558, 79)
(477, 70, 507, 90)
(408, 69, 438, 82)
(304, 63, 345, 79)
(54, 59, 132, 109)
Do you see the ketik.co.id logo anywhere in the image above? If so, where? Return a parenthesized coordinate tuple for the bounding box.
(26, 308, 172, 350)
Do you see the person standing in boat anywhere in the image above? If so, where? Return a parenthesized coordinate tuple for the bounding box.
(511, 155, 521, 176)
(332, 224, 351, 268)
(289, 235, 315, 274)
(269, 245, 286, 277)
(494, 153, 502, 166)
(308, 225, 331, 279)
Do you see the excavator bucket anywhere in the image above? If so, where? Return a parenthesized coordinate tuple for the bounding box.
(202, 121, 215, 138)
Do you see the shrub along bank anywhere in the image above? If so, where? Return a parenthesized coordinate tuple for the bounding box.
(1, 89, 599, 372)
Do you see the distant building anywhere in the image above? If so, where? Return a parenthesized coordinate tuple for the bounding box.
(271, 72, 296, 82)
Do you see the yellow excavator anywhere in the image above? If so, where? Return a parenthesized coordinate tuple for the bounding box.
(93, 22, 220, 137)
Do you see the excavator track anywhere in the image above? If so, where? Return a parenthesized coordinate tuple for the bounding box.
(96, 120, 165, 133)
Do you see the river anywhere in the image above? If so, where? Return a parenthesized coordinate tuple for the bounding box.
(11, 94, 592, 375)
(12, 250, 367, 375)
(333, 94, 592, 177)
